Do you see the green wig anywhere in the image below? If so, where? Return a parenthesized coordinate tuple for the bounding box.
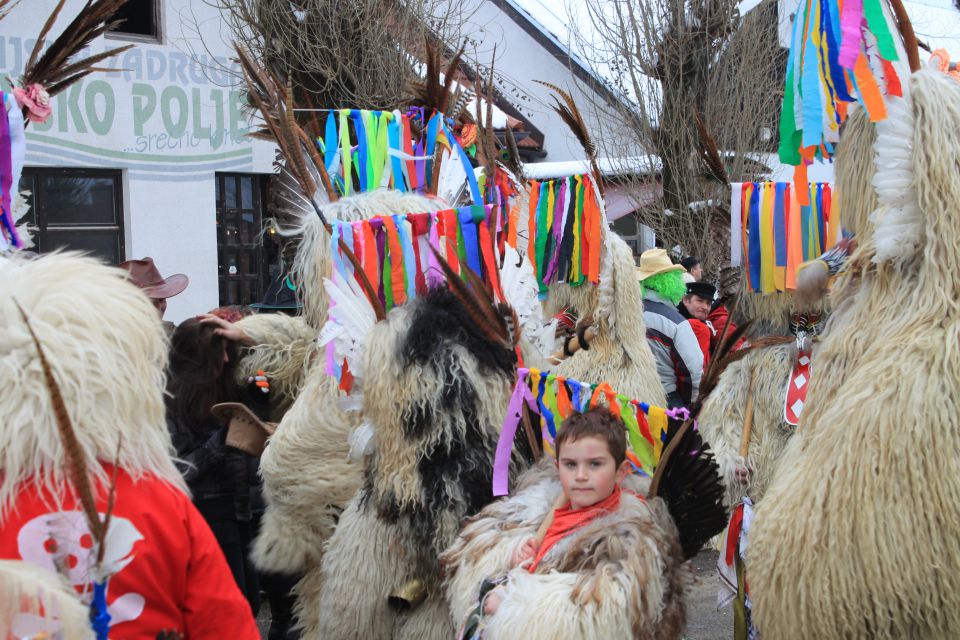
(641, 270, 687, 306)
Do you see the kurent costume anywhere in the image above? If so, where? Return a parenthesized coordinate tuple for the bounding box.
(749, 59, 960, 640)
(0, 253, 258, 639)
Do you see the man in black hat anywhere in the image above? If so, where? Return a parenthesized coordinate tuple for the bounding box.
(677, 281, 716, 364)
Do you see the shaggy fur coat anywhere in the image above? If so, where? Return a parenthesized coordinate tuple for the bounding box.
(749, 70, 960, 639)
(547, 233, 667, 406)
(442, 461, 688, 639)
(252, 190, 439, 572)
(307, 290, 532, 639)
(698, 342, 807, 506)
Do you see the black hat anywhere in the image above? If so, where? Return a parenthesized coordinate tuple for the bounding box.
(251, 273, 300, 310)
(685, 281, 716, 300)
(680, 256, 700, 272)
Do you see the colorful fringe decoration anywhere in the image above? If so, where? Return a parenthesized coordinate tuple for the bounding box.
(525, 174, 605, 298)
(0, 92, 26, 251)
(492, 368, 676, 496)
(779, 0, 903, 203)
(730, 181, 842, 293)
(325, 204, 502, 391)
(315, 108, 482, 204)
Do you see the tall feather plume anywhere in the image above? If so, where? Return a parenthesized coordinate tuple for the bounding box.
(0, 0, 20, 23)
(406, 39, 467, 116)
(473, 56, 500, 201)
(429, 245, 512, 347)
(501, 125, 525, 183)
(235, 45, 338, 203)
(235, 45, 385, 321)
(693, 109, 729, 186)
(647, 418, 727, 559)
(19, 0, 134, 107)
(15, 302, 107, 553)
(533, 80, 604, 198)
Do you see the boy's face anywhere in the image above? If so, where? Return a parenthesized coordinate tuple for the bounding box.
(557, 435, 629, 510)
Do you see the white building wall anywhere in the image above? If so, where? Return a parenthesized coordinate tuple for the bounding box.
(461, 0, 645, 162)
(1, 0, 277, 323)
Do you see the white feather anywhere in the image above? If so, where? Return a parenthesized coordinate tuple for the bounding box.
(321, 274, 376, 379)
(499, 244, 555, 358)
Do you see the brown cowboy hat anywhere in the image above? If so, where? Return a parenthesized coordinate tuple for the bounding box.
(211, 402, 277, 456)
(118, 257, 188, 299)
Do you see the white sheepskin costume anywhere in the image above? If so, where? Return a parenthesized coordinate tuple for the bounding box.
(698, 108, 874, 507)
(309, 288, 533, 639)
(251, 190, 444, 636)
(233, 312, 317, 420)
(0, 252, 185, 515)
(0, 559, 94, 640)
(749, 69, 960, 639)
(442, 460, 688, 639)
(546, 230, 666, 406)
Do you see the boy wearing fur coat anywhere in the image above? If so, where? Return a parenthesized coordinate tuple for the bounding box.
(444, 408, 689, 639)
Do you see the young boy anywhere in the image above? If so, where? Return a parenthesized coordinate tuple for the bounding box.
(445, 407, 688, 638)
(481, 408, 632, 614)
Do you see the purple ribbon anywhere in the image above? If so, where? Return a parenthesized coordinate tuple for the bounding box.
(0, 93, 17, 247)
(544, 179, 568, 282)
(492, 369, 537, 496)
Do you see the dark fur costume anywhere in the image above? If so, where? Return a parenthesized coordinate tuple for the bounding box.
(313, 288, 533, 639)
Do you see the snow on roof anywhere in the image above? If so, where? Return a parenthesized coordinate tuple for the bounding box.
(524, 156, 661, 179)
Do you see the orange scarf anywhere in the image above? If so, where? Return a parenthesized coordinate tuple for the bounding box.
(529, 485, 622, 573)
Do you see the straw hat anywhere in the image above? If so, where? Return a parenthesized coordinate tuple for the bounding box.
(635, 248, 684, 281)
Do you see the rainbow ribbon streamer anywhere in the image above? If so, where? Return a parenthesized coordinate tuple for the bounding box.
(730, 181, 842, 293)
(780, 0, 901, 165)
(316, 108, 482, 204)
(526, 174, 604, 298)
(325, 204, 502, 390)
(780, 0, 902, 204)
(0, 92, 26, 251)
(492, 368, 674, 496)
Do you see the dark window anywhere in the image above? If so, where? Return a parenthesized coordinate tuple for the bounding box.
(18, 168, 125, 263)
(215, 173, 279, 306)
(108, 0, 160, 41)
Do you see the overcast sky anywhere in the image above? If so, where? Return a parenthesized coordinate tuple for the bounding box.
(513, 0, 960, 68)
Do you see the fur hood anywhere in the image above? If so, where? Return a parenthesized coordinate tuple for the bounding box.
(443, 461, 689, 639)
(0, 253, 185, 518)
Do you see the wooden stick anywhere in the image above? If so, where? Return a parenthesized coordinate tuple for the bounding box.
(738, 369, 755, 458)
(520, 405, 541, 460)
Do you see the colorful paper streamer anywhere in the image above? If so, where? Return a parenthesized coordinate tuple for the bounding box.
(0, 92, 26, 251)
(730, 181, 842, 293)
(492, 367, 672, 496)
(315, 108, 482, 204)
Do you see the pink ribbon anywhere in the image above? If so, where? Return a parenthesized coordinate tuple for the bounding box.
(838, 0, 864, 69)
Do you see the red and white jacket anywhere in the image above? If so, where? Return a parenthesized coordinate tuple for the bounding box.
(0, 464, 259, 639)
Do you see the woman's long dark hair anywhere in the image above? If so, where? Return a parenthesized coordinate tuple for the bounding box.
(166, 318, 240, 434)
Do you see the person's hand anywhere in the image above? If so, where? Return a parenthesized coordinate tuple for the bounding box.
(198, 313, 255, 347)
(734, 463, 751, 484)
(512, 536, 538, 568)
(483, 588, 504, 616)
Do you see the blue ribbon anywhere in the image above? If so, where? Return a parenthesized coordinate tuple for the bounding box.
(91, 581, 111, 640)
(458, 207, 482, 278)
(747, 184, 762, 291)
(350, 110, 368, 192)
(774, 182, 788, 269)
(387, 115, 406, 193)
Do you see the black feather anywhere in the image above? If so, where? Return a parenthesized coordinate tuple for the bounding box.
(650, 419, 727, 559)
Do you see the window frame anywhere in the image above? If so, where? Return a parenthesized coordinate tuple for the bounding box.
(104, 0, 163, 45)
(20, 167, 126, 262)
